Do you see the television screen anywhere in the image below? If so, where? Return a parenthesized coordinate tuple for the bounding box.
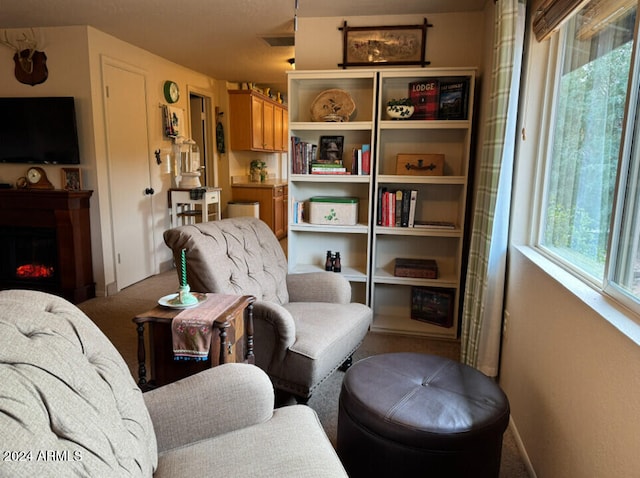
(0, 97, 81, 164)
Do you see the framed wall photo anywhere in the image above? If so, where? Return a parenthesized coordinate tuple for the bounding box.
(62, 167, 82, 191)
(338, 18, 432, 68)
(410, 286, 455, 328)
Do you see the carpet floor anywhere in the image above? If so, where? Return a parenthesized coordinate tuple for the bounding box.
(78, 270, 530, 477)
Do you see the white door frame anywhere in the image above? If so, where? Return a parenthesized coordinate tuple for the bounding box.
(187, 85, 217, 187)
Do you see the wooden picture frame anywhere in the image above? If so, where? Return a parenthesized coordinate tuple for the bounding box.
(339, 18, 432, 68)
(62, 167, 82, 191)
(318, 136, 344, 163)
(410, 286, 455, 328)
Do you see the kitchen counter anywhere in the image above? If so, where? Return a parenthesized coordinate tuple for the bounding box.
(231, 180, 288, 239)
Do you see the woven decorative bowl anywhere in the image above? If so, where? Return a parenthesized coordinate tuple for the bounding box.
(310, 89, 356, 122)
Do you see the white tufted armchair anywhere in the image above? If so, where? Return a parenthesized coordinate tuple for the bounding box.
(0, 289, 348, 477)
(163, 217, 372, 403)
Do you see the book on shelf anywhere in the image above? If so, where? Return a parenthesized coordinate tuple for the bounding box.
(290, 136, 317, 174)
(351, 148, 361, 175)
(413, 220, 456, 229)
(377, 188, 418, 227)
(310, 161, 349, 175)
(400, 189, 411, 227)
(395, 190, 403, 226)
(376, 187, 386, 226)
(292, 200, 305, 224)
(438, 78, 470, 120)
(387, 191, 396, 226)
(394, 258, 438, 279)
(409, 79, 439, 120)
(361, 144, 371, 175)
(408, 190, 417, 227)
(378, 190, 396, 227)
(350, 144, 371, 176)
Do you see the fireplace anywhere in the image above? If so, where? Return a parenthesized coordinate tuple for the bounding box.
(0, 189, 95, 303)
(1, 226, 57, 286)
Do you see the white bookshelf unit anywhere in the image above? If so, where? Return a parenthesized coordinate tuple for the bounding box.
(287, 68, 476, 338)
(371, 68, 476, 339)
(287, 70, 377, 305)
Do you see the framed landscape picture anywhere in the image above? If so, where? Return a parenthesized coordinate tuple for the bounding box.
(338, 18, 431, 68)
(410, 286, 455, 328)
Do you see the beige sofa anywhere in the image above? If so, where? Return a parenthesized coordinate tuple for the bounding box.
(0, 289, 347, 477)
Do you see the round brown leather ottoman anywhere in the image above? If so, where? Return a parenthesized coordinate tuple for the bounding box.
(337, 353, 510, 478)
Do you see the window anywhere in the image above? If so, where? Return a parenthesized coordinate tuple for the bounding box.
(538, 0, 640, 308)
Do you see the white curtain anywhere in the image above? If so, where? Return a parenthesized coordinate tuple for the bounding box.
(461, 0, 526, 376)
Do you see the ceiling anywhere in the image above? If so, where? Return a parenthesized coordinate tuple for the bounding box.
(0, 0, 486, 93)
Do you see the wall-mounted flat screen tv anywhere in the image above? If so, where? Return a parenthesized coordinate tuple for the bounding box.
(0, 97, 81, 164)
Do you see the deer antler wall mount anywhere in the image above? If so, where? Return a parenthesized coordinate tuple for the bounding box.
(1, 29, 48, 86)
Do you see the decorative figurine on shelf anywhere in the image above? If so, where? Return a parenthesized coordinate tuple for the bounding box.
(172, 248, 198, 306)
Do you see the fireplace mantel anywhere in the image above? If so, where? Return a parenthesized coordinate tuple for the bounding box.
(0, 189, 95, 303)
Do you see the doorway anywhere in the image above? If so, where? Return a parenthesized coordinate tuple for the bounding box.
(189, 92, 216, 187)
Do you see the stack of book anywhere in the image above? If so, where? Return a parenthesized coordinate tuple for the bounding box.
(413, 220, 456, 230)
(310, 162, 349, 175)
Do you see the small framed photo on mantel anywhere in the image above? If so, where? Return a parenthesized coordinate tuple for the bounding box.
(62, 167, 82, 191)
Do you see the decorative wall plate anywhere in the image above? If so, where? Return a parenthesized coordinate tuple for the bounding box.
(310, 89, 356, 122)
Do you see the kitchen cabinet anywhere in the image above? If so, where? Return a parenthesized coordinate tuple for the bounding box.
(232, 181, 288, 239)
(228, 90, 288, 152)
(274, 106, 284, 151)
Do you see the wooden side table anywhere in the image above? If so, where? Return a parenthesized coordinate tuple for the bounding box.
(133, 294, 255, 389)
